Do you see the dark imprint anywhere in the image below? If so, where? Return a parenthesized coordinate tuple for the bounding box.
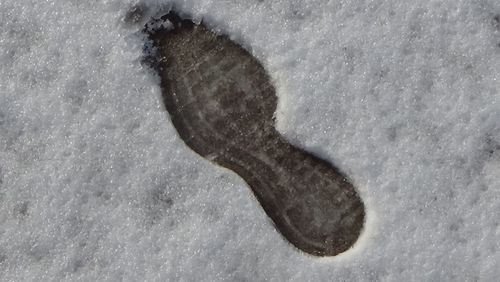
(144, 11, 365, 256)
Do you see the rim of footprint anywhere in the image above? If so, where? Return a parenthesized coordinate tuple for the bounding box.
(142, 10, 365, 256)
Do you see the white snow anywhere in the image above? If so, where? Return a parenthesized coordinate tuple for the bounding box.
(1, 0, 500, 281)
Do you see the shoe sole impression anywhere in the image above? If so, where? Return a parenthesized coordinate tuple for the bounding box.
(144, 11, 365, 256)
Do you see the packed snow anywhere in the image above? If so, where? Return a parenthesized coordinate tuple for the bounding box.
(1, 0, 499, 281)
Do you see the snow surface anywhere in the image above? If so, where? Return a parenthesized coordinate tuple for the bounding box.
(1, 0, 500, 281)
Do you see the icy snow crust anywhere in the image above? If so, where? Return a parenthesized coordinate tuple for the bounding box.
(0, 0, 499, 281)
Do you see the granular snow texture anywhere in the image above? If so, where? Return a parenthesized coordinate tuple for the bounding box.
(0, 0, 499, 281)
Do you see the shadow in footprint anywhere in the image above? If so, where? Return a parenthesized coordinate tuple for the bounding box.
(143, 11, 365, 256)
